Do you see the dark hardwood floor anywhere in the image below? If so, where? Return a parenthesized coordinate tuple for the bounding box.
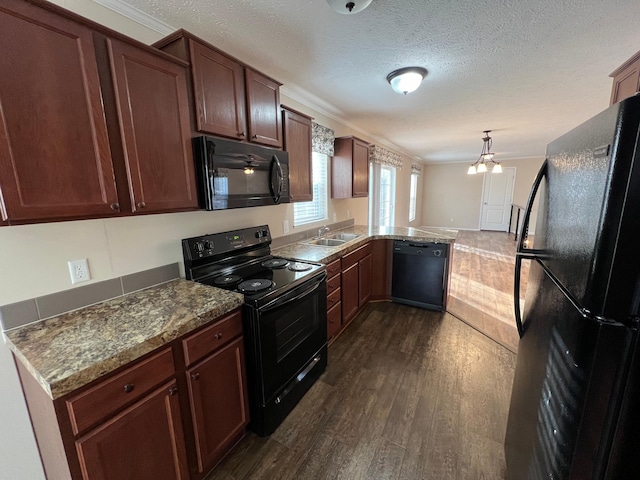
(207, 302, 516, 479)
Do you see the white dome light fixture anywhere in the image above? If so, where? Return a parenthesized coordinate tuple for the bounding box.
(386, 67, 428, 95)
(326, 0, 373, 14)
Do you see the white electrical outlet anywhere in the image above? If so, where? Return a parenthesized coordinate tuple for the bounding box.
(347, 209, 351, 219)
(333, 212, 337, 222)
(68, 259, 91, 284)
(283, 220, 290, 234)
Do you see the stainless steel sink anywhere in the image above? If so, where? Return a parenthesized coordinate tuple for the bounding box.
(305, 238, 346, 247)
(329, 233, 360, 241)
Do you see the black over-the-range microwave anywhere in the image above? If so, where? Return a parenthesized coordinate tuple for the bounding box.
(193, 136, 290, 210)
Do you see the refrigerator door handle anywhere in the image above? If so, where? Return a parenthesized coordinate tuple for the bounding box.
(516, 159, 548, 257)
(513, 160, 548, 337)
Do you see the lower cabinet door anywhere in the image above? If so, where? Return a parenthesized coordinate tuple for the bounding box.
(359, 254, 373, 307)
(187, 337, 249, 473)
(342, 263, 359, 324)
(75, 380, 189, 480)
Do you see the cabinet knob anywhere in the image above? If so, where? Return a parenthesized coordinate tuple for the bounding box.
(191, 373, 200, 381)
(124, 383, 135, 393)
(214, 333, 223, 340)
(237, 131, 245, 138)
(137, 201, 146, 209)
(110, 202, 120, 211)
(169, 387, 178, 396)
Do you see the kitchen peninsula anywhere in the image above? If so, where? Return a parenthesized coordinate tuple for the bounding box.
(4, 225, 456, 480)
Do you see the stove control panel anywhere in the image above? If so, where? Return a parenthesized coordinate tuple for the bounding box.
(182, 225, 272, 262)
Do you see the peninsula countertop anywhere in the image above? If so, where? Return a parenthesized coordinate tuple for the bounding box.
(4, 279, 243, 399)
(273, 225, 458, 264)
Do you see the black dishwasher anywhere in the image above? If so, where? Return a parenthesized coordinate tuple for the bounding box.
(391, 240, 449, 311)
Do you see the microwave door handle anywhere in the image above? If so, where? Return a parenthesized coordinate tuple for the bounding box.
(269, 155, 283, 203)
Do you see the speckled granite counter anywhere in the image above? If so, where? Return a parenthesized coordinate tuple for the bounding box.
(273, 225, 458, 264)
(4, 279, 243, 399)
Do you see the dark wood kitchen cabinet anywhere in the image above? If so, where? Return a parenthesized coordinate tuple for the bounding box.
(341, 242, 373, 325)
(282, 106, 313, 202)
(74, 381, 189, 480)
(0, 1, 197, 225)
(332, 136, 370, 198)
(15, 307, 247, 480)
(182, 311, 249, 475)
(610, 49, 640, 105)
(16, 346, 188, 480)
(155, 30, 283, 148)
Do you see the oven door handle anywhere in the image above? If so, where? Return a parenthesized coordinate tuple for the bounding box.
(259, 272, 327, 313)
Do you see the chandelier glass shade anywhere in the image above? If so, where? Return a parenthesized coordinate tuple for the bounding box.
(467, 130, 502, 174)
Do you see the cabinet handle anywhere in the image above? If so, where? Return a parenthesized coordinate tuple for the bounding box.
(214, 333, 223, 340)
(110, 202, 120, 211)
(252, 135, 258, 140)
(169, 387, 178, 396)
(137, 201, 146, 209)
(123, 383, 135, 393)
(237, 131, 245, 138)
(191, 373, 200, 381)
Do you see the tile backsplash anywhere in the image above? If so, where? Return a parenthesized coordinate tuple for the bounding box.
(0, 263, 180, 331)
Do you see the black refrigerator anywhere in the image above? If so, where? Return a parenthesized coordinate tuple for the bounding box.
(505, 93, 640, 480)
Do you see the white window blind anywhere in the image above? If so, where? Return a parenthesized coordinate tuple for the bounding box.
(293, 152, 328, 226)
(369, 162, 396, 227)
(409, 172, 418, 222)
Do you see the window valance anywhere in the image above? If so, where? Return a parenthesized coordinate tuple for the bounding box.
(369, 145, 403, 169)
(411, 164, 422, 176)
(312, 122, 335, 156)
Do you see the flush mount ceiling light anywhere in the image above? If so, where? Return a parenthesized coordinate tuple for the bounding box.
(467, 130, 502, 174)
(326, 0, 373, 14)
(386, 67, 428, 95)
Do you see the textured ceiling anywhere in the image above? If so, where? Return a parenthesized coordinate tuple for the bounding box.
(121, 0, 640, 164)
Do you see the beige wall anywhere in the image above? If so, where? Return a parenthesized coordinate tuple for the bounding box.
(421, 157, 544, 230)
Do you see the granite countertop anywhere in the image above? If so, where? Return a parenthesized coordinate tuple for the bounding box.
(4, 279, 243, 400)
(273, 225, 458, 264)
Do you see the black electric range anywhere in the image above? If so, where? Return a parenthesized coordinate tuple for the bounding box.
(182, 225, 328, 436)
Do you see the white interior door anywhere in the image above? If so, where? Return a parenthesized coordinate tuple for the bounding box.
(480, 167, 515, 231)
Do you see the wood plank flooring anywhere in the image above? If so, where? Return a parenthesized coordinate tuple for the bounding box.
(447, 231, 531, 353)
(206, 302, 516, 480)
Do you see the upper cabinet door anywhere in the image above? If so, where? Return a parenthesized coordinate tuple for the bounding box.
(108, 39, 198, 213)
(282, 107, 313, 202)
(245, 69, 283, 148)
(0, 3, 118, 222)
(190, 40, 247, 140)
(352, 138, 370, 197)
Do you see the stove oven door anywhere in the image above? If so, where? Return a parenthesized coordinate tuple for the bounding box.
(243, 271, 327, 435)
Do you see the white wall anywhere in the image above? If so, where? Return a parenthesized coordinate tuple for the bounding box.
(421, 157, 545, 229)
(0, 1, 419, 477)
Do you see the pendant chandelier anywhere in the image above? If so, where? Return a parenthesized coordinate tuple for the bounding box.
(467, 130, 502, 174)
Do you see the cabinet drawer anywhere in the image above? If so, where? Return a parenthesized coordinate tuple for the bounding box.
(327, 302, 342, 339)
(66, 347, 175, 435)
(183, 310, 243, 367)
(327, 274, 341, 294)
(341, 242, 372, 270)
(327, 287, 341, 311)
(326, 259, 341, 278)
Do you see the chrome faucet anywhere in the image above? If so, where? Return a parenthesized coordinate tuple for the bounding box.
(318, 225, 330, 238)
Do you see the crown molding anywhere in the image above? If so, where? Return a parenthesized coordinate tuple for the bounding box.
(91, 0, 175, 35)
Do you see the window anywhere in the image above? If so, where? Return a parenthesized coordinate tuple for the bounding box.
(293, 152, 328, 226)
(409, 172, 418, 222)
(369, 163, 396, 227)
